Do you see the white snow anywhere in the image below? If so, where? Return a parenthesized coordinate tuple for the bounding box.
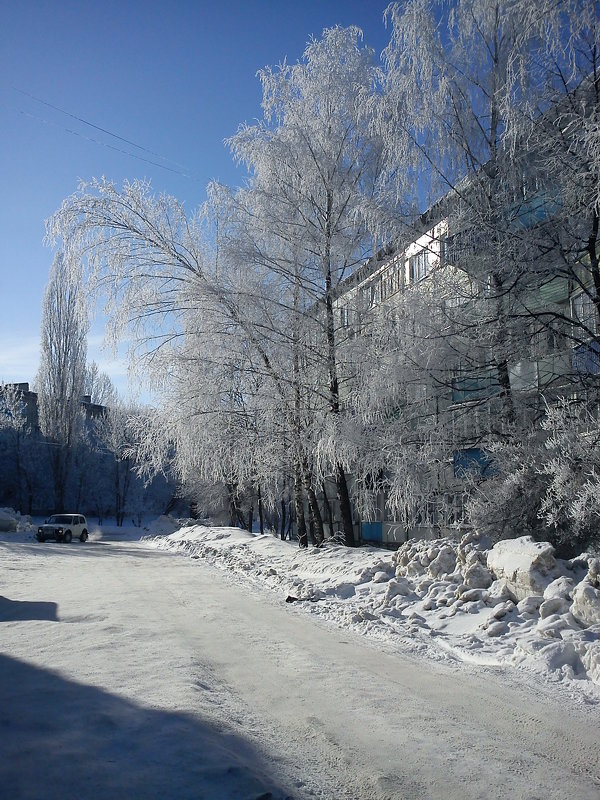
(0, 506, 33, 532)
(145, 520, 600, 695)
(486, 535, 559, 599)
(1, 514, 600, 799)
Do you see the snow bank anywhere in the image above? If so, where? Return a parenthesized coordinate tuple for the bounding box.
(487, 536, 559, 600)
(0, 508, 35, 533)
(144, 515, 186, 537)
(145, 521, 600, 694)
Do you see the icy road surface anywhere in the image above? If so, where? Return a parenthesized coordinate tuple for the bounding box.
(1, 532, 599, 799)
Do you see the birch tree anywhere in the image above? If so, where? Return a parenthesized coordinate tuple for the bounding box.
(47, 27, 403, 546)
(509, 1, 600, 354)
(46, 177, 285, 533)
(223, 26, 400, 545)
(381, 0, 600, 547)
(85, 361, 117, 407)
(382, 0, 600, 371)
(382, 0, 547, 424)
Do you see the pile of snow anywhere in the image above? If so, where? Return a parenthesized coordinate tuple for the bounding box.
(0, 508, 34, 533)
(486, 536, 560, 599)
(143, 515, 192, 537)
(145, 520, 600, 694)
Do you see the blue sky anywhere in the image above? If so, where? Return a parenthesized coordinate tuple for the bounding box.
(0, 0, 391, 399)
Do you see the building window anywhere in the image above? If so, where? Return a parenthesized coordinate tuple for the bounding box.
(439, 232, 449, 265)
(444, 492, 466, 525)
(451, 368, 501, 403)
(572, 291, 598, 337)
(409, 250, 429, 283)
(360, 278, 384, 308)
(389, 257, 403, 295)
(529, 319, 568, 358)
(381, 271, 390, 301)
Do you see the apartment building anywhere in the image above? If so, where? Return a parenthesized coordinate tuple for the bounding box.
(331, 187, 598, 546)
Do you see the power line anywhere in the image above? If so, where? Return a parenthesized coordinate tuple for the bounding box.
(10, 86, 202, 181)
(12, 86, 188, 169)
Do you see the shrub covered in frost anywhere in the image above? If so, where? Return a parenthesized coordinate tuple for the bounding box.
(466, 401, 600, 558)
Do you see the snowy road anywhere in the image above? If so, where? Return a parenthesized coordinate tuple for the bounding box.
(1, 534, 599, 799)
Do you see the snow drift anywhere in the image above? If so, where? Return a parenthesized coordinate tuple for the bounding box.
(0, 508, 34, 533)
(146, 521, 600, 692)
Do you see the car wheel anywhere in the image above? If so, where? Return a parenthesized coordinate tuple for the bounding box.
(80, 530, 88, 542)
(63, 531, 72, 543)
(36, 533, 43, 542)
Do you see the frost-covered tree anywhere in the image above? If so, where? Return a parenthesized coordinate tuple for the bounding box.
(509, 1, 600, 352)
(467, 398, 600, 557)
(538, 400, 600, 556)
(85, 362, 117, 407)
(377, 1, 600, 540)
(94, 401, 139, 526)
(222, 26, 402, 545)
(36, 252, 90, 510)
(382, 0, 549, 422)
(47, 27, 403, 546)
(334, 262, 471, 532)
(0, 383, 30, 511)
(380, 2, 593, 411)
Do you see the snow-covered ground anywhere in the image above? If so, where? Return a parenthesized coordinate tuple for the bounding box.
(4, 506, 600, 696)
(1, 509, 600, 798)
(144, 516, 600, 698)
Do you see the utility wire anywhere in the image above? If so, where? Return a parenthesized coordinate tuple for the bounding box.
(12, 86, 187, 168)
(10, 86, 201, 181)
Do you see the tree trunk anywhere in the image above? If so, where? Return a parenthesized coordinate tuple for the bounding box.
(302, 461, 324, 545)
(491, 272, 515, 425)
(323, 190, 355, 546)
(294, 465, 308, 548)
(258, 484, 264, 535)
(588, 210, 600, 328)
(227, 484, 245, 529)
(115, 460, 122, 526)
(280, 495, 287, 540)
(336, 463, 355, 547)
(52, 445, 69, 511)
(322, 480, 334, 539)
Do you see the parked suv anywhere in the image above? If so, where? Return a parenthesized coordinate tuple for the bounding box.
(37, 514, 88, 543)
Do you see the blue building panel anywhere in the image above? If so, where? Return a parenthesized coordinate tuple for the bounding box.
(453, 447, 496, 479)
(572, 342, 600, 375)
(361, 521, 383, 542)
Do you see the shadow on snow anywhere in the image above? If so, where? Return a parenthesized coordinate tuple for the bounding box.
(0, 653, 294, 800)
(0, 538, 166, 561)
(0, 595, 58, 622)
